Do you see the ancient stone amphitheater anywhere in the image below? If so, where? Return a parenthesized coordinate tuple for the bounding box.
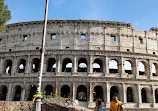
(0, 19, 158, 110)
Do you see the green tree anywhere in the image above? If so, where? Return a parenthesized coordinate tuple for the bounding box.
(0, 0, 11, 32)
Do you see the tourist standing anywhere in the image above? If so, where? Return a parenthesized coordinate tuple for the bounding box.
(110, 94, 124, 111)
(94, 98, 105, 111)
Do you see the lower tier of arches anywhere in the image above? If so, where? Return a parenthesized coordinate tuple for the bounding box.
(0, 80, 158, 109)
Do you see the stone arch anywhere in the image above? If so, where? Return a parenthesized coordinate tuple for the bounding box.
(45, 85, 53, 96)
(13, 85, 22, 101)
(78, 58, 87, 72)
(4, 59, 12, 74)
(155, 88, 158, 103)
(110, 86, 119, 101)
(127, 87, 134, 102)
(93, 58, 103, 72)
(152, 63, 158, 76)
(138, 61, 147, 75)
(109, 59, 118, 73)
(0, 85, 7, 101)
(28, 85, 37, 101)
(32, 58, 40, 72)
(93, 85, 104, 102)
(141, 88, 151, 103)
(61, 85, 70, 98)
(76, 85, 87, 101)
(47, 58, 56, 72)
(62, 58, 72, 72)
(124, 60, 132, 74)
(18, 59, 26, 73)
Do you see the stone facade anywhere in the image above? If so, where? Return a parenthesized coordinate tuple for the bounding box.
(0, 20, 158, 110)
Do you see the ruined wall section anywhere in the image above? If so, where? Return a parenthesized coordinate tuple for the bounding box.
(0, 20, 157, 55)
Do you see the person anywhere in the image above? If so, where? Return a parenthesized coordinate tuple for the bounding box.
(94, 98, 105, 111)
(110, 94, 125, 111)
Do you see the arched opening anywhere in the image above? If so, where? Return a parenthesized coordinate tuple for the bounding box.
(5, 60, 12, 74)
(124, 61, 132, 74)
(13, 85, 22, 101)
(127, 87, 134, 102)
(110, 86, 119, 101)
(32, 58, 40, 72)
(155, 89, 158, 103)
(78, 58, 87, 72)
(62, 58, 72, 72)
(93, 58, 103, 72)
(93, 86, 104, 102)
(28, 85, 37, 101)
(152, 63, 158, 76)
(109, 59, 118, 73)
(61, 85, 70, 98)
(141, 88, 149, 103)
(138, 62, 146, 75)
(77, 85, 87, 101)
(18, 59, 26, 73)
(47, 58, 56, 72)
(0, 86, 7, 101)
(45, 85, 53, 96)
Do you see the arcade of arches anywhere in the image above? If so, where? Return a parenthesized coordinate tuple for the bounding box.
(2, 57, 158, 77)
(0, 55, 158, 108)
(0, 83, 158, 108)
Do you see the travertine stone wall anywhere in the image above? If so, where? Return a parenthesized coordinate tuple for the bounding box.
(0, 20, 158, 110)
(0, 20, 157, 54)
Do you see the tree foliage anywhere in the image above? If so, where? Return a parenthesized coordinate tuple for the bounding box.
(0, 0, 11, 32)
(41, 91, 61, 99)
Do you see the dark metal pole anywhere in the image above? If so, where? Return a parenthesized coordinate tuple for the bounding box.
(33, 0, 49, 111)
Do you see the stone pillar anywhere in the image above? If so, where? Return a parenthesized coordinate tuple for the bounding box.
(73, 56, 77, 74)
(0, 58, 4, 74)
(73, 37, 77, 49)
(58, 41, 62, 49)
(120, 57, 124, 77)
(24, 87, 29, 101)
(70, 84, 73, 98)
(103, 84, 106, 102)
(147, 59, 152, 79)
(137, 84, 141, 107)
(43, 58, 47, 74)
(105, 82, 110, 107)
(134, 58, 138, 77)
(55, 82, 59, 93)
(56, 55, 61, 75)
(122, 84, 126, 103)
(21, 88, 26, 101)
(119, 57, 123, 74)
(72, 83, 77, 100)
(89, 82, 93, 102)
(151, 85, 155, 107)
(12, 57, 18, 74)
(103, 57, 106, 76)
(105, 56, 109, 74)
(88, 42, 92, 50)
(87, 84, 90, 101)
(88, 55, 93, 75)
(26, 55, 31, 74)
(6, 83, 12, 101)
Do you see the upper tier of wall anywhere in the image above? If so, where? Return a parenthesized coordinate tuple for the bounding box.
(0, 19, 158, 55)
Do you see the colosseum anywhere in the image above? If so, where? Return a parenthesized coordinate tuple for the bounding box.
(0, 19, 158, 110)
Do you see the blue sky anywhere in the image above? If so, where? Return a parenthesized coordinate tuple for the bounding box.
(4, 0, 158, 30)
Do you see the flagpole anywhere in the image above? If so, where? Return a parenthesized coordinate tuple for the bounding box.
(33, 0, 49, 111)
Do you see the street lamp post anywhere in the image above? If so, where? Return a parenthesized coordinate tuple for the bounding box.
(33, 0, 49, 111)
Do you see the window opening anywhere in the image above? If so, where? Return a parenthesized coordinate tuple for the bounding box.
(111, 36, 116, 41)
(81, 34, 86, 40)
(51, 34, 56, 40)
(23, 35, 27, 41)
(139, 38, 143, 43)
